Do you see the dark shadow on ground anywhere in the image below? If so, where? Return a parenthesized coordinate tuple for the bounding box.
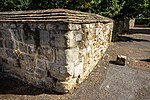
(0, 73, 62, 95)
(128, 28, 150, 34)
(140, 59, 150, 63)
(109, 60, 125, 66)
(115, 36, 150, 42)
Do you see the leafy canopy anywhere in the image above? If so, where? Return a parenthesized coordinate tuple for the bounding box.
(0, 0, 149, 19)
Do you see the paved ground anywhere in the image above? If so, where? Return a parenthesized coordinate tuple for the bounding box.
(0, 32, 150, 100)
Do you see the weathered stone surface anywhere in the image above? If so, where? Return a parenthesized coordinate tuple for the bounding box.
(28, 45, 35, 54)
(82, 24, 90, 29)
(5, 49, 17, 59)
(19, 43, 27, 53)
(12, 30, 23, 42)
(65, 48, 79, 64)
(65, 31, 76, 48)
(36, 59, 46, 70)
(5, 39, 15, 49)
(55, 48, 66, 64)
(35, 68, 47, 79)
(0, 9, 113, 93)
(73, 62, 84, 77)
(0, 56, 2, 66)
(38, 46, 55, 63)
(39, 30, 50, 46)
(22, 33, 34, 45)
(46, 24, 56, 31)
(20, 54, 36, 72)
(49, 34, 66, 47)
(76, 33, 82, 42)
(0, 29, 11, 39)
(47, 63, 74, 81)
(0, 39, 3, 48)
(58, 23, 68, 30)
(68, 24, 81, 31)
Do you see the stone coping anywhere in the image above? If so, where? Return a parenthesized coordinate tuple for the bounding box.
(0, 9, 113, 23)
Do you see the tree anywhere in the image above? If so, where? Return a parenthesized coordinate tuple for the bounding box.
(0, 0, 32, 11)
(114, 0, 150, 19)
(0, 0, 149, 19)
(62, 0, 125, 18)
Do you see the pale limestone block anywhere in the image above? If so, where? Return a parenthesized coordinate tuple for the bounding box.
(68, 24, 81, 30)
(76, 33, 82, 42)
(81, 24, 90, 29)
(65, 31, 76, 47)
(89, 23, 96, 29)
(73, 62, 83, 77)
(54, 78, 77, 93)
(65, 48, 79, 64)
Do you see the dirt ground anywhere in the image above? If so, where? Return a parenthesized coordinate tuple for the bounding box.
(0, 29, 150, 100)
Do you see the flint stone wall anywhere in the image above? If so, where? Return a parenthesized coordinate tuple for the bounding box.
(0, 9, 113, 93)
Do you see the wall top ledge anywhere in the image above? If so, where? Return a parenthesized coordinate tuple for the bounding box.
(0, 9, 113, 23)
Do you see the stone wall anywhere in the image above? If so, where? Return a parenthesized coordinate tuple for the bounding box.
(0, 9, 113, 93)
(113, 19, 135, 35)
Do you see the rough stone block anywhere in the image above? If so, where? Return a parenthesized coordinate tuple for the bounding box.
(13, 30, 23, 41)
(10, 24, 17, 29)
(76, 33, 82, 42)
(49, 34, 66, 47)
(116, 55, 127, 65)
(65, 31, 76, 48)
(36, 59, 46, 70)
(65, 48, 79, 64)
(58, 23, 68, 30)
(81, 24, 90, 29)
(38, 24, 46, 30)
(5, 39, 15, 49)
(2, 23, 11, 28)
(5, 49, 17, 59)
(19, 43, 27, 53)
(22, 33, 34, 45)
(55, 49, 66, 64)
(28, 45, 35, 54)
(89, 23, 96, 29)
(47, 63, 74, 81)
(38, 46, 55, 63)
(0, 29, 11, 39)
(68, 24, 81, 31)
(73, 62, 83, 77)
(40, 30, 50, 46)
(46, 23, 57, 31)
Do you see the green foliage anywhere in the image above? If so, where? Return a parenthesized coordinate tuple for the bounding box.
(62, 0, 125, 18)
(0, 0, 149, 19)
(0, 0, 32, 11)
(116, 0, 150, 19)
(135, 19, 150, 26)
